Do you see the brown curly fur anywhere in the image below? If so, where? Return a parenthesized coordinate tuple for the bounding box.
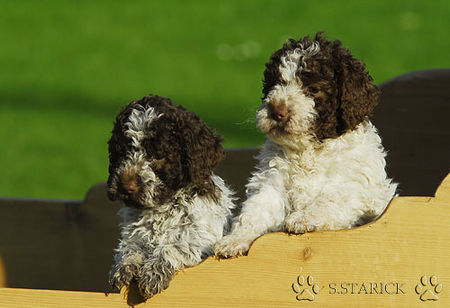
(108, 95, 225, 205)
(263, 32, 379, 140)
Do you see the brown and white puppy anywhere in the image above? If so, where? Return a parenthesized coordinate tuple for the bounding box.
(107, 95, 235, 298)
(215, 33, 397, 258)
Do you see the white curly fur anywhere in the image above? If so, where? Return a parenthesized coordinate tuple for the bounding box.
(214, 45, 397, 258)
(215, 122, 397, 257)
(111, 175, 235, 296)
(278, 43, 320, 82)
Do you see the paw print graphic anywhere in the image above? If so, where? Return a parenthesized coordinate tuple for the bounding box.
(292, 274, 320, 301)
(415, 275, 443, 301)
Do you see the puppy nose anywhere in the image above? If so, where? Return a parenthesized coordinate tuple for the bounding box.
(270, 103, 288, 122)
(120, 175, 139, 194)
(122, 181, 138, 193)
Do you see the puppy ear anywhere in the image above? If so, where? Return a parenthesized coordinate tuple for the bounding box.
(180, 109, 225, 196)
(335, 48, 379, 134)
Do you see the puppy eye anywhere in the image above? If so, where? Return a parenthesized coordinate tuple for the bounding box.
(308, 87, 319, 94)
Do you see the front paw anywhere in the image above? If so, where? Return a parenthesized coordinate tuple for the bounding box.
(138, 261, 175, 299)
(214, 235, 251, 258)
(284, 214, 316, 234)
(109, 263, 140, 290)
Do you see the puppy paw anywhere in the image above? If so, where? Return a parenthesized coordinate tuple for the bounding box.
(138, 261, 175, 299)
(109, 263, 139, 290)
(214, 235, 251, 258)
(284, 214, 316, 234)
(285, 222, 315, 234)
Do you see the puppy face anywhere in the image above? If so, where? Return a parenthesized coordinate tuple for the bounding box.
(107, 95, 225, 207)
(258, 32, 379, 146)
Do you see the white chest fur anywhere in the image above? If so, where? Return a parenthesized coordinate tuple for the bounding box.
(256, 121, 397, 228)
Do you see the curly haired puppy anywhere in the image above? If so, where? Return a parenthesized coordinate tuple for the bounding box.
(107, 95, 235, 298)
(215, 33, 397, 258)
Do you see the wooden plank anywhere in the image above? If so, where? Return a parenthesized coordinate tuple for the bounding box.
(0, 194, 121, 292)
(0, 288, 125, 308)
(1, 173, 448, 307)
(373, 69, 450, 196)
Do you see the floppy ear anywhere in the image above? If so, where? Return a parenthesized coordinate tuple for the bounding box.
(336, 49, 379, 134)
(180, 108, 225, 196)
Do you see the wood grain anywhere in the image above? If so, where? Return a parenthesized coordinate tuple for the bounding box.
(1, 173, 448, 307)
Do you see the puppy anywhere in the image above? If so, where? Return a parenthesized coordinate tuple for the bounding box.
(107, 95, 235, 298)
(215, 33, 397, 258)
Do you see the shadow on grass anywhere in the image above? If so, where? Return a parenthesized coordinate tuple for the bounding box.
(0, 88, 264, 147)
(0, 89, 122, 117)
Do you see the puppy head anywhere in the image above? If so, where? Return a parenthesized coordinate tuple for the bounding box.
(258, 32, 379, 147)
(107, 95, 225, 207)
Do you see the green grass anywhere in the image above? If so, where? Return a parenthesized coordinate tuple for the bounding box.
(1, 0, 449, 199)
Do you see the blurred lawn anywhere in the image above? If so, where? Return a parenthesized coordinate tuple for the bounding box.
(0, 0, 449, 199)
